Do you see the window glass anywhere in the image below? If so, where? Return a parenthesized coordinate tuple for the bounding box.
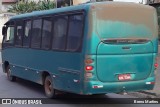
(67, 14, 83, 51)
(31, 19, 42, 48)
(41, 18, 52, 49)
(23, 20, 31, 47)
(4, 26, 15, 44)
(52, 16, 68, 50)
(15, 21, 23, 46)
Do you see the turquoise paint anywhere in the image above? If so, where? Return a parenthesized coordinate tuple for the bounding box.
(2, 48, 83, 93)
(84, 76, 155, 94)
(96, 53, 153, 82)
(2, 2, 158, 95)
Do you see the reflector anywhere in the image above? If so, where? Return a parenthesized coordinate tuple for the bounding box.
(154, 63, 158, 68)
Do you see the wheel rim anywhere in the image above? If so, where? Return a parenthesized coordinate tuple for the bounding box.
(45, 78, 53, 94)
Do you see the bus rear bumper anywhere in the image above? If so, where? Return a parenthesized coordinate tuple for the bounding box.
(83, 76, 155, 95)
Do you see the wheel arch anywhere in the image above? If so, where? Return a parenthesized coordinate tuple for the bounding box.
(41, 71, 51, 85)
(3, 61, 10, 73)
(4, 61, 9, 68)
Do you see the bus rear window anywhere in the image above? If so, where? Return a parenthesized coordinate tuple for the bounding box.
(93, 3, 158, 40)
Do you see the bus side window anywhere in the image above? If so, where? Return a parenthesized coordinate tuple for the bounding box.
(31, 19, 42, 48)
(41, 17, 52, 50)
(52, 16, 68, 50)
(23, 20, 31, 47)
(67, 14, 83, 51)
(4, 26, 15, 44)
(3, 21, 15, 47)
(15, 21, 23, 46)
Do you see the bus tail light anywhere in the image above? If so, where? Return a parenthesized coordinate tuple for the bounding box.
(86, 72, 93, 78)
(85, 58, 94, 78)
(85, 66, 93, 71)
(85, 59, 94, 64)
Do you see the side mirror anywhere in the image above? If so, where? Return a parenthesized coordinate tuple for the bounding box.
(2, 26, 6, 36)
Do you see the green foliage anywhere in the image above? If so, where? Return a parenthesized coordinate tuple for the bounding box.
(8, 0, 55, 14)
(37, 0, 55, 11)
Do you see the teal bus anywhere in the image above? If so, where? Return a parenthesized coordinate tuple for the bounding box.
(1, 2, 159, 98)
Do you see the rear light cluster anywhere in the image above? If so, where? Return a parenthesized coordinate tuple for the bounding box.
(85, 59, 93, 64)
(85, 58, 94, 78)
(85, 66, 93, 71)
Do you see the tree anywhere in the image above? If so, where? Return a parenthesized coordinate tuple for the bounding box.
(8, 0, 55, 14)
(37, 0, 55, 10)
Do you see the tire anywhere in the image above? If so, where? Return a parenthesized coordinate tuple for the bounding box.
(6, 65, 16, 82)
(44, 75, 56, 98)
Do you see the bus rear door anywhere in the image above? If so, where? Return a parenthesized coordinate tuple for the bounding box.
(93, 3, 158, 82)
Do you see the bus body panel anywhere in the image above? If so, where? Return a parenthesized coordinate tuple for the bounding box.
(96, 53, 153, 82)
(2, 48, 83, 93)
(84, 76, 155, 94)
(83, 2, 158, 94)
(96, 41, 155, 82)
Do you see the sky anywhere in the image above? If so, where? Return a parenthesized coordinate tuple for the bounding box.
(75, 0, 148, 4)
(113, 0, 145, 3)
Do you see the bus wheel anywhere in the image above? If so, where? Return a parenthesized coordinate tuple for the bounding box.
(44, 75, 56, 98)
(6, 66, 16, 82)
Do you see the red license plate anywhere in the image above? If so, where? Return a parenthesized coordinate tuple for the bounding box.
(118, 74, 131, 81)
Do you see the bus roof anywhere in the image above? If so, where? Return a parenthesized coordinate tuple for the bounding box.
(10, 1, 153, 20)
(10, 3, 88, 20)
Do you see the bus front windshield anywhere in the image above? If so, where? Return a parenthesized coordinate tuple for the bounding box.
(93, 3, 158, 40)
